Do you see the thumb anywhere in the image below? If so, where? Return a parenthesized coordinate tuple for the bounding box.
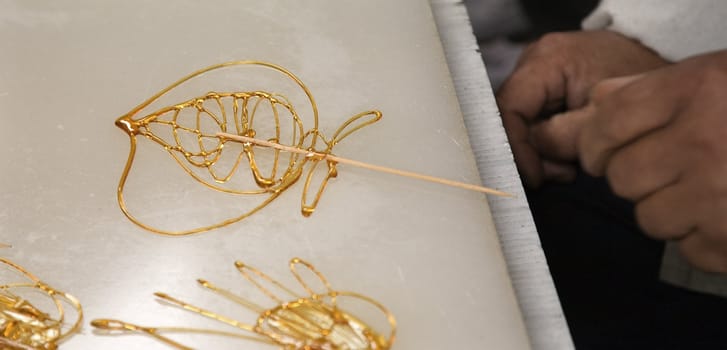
(589, 74, 645, 104)
(529, 74, 642, 161)
(531, 106, 594, 161)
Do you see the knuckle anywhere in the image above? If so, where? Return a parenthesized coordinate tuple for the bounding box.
(686, 122, 727, 163)
(589, 79, 624, 105)
(577, 132, 599, 173)
(497, 67, 538, 109)
(634, 201, 676, 239)
(589, 81, 612, 104)
(605, 156, 636, 199)
(496, 70, 527, 104)
(594, 113, 621, 142)
(578, 130, 612, 176)
(697, 62, 727, 86)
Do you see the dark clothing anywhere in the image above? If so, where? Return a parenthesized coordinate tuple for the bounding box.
(529, 172, 727, 349)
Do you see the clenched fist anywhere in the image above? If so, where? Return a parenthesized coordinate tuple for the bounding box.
(576, 51, 727, 273)
(496, 30, 668, 187)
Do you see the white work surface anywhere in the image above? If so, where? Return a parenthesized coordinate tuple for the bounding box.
(0, 0, 569, 349)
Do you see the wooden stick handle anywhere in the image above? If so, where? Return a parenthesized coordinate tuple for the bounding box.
(217, 133, 513, 197)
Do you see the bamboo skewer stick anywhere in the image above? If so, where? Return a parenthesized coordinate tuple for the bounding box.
(217, 132, 513, 198)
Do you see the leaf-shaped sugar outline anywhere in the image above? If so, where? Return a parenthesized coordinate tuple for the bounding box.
(137, 91, 305, 193)
(115, 61, 322, 236)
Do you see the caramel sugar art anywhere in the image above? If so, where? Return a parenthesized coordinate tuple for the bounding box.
(115, 61, 382, 236)
(0, 251, 83, 349)
(115, 61, 509, 236)
(92, 257, 396, 350)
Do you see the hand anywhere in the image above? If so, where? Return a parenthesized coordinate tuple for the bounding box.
(576, 51, 727, 273)
(496, 30, 668, 187)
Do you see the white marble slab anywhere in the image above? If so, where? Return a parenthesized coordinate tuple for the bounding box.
(0, 0, 530, 349)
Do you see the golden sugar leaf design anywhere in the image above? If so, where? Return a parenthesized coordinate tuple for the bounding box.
(116, 61, 381, 235)
(92, 258, 396, 349)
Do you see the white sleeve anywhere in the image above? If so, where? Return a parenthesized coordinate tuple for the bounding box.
(582, 0, 727, 61)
